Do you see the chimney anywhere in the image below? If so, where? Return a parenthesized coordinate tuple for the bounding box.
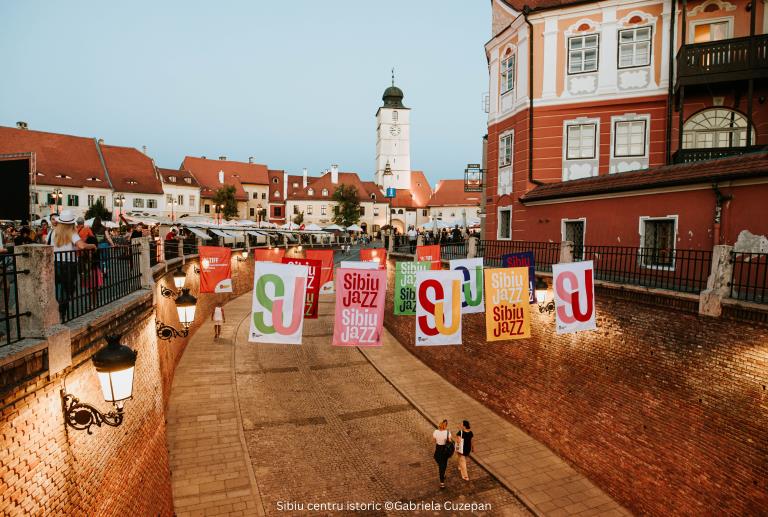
(98, 138, 104, 145)
(142, 145, 147, 155)
(331, 164, 339, 184)
(248, 156, 254, 164)
(16, 121, 28, 130)
(218, 170, 224, 184)
(219, 155, 227, 161)
(302, 168, 308, 188)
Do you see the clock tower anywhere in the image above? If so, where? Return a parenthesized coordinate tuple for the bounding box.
(375, 80, 411, 190)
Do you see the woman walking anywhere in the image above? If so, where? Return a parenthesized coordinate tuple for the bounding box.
(456, 420, 474, 481)
(432, 419, 453, 489)
(212, 303, 225, 339)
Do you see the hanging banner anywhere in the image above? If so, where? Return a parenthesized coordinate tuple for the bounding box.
(484, 267, 531, 341)
(415, 270, 463, 346)
(449, 258, 485, 314)
(333, 268, 386, 347)
(282, 257, 322, 318)
(416, 245, 441, 270)
(359, 248, 387, 269)
(306, 249, 334, 294)
(340, 261, 379, 270)
(249, 262, 308, 344)
(199, 246, 233, 293)
(253, 248, 286, 263)
(553, 261, 596, 335)
(394, 261, 431, 315)
(502, 251, 536, 304)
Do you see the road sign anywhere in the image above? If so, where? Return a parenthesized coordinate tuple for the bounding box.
(385, 187, 396, 198)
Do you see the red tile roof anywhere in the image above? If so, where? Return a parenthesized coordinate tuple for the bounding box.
(500, 0, 593, 11)
(182, 156, 269, 201)
(428, 179, 482, 207)
(520, 152, 768, 203)
(158, 167, 199, 188)
(390, 171, 432, 209)
(99, 144, 164, 194)
(268, 169, 285, 202)
(291, 172, 377, 202)
(0, 126, 109, 188)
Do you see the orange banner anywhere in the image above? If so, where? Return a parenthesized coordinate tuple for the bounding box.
(416, 245, 441, 270)
(199, 246, 233, 293)
(359, 248, 386, 269)
(253, 248, 286, 263)
(305, 249, 335, 294)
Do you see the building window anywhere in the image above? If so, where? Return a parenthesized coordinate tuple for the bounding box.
(133, 198, 144, 208)
(321, 188, 328, 196)
(499, 133, 513, 167)
(250, 207, 255, 217)
(204, 204, 210, 214)
(166, 194, 173, 203)
(87, 194, 95, 207)
(274, 190, 280, 198)
(618, 27, 651, 68)
(682, 109, 754, 149)
(321, 205, 327, 215)
(392, 111, 398, 122)
(31, 192, 38, 204)
(691, 20, 731, 44)
(189, 195, 195, 207)
(48, 193, 60, 205)
(98, 195, 106, 206)
(568, 34, 599, 74)
(640, 217, 677, 268)
(497, 207, 512, 240)
(501, 52, 515, 94)
(168, 176, 176, 183)
(261, 192, 266, 199)
(307, 188, 314, 196)
(397, 209, 403, 215)
(67, 195, 79, 207)
(272, 177, 279, 184)
(373, 207, 379, 216)
(184, 177, 192, 184)
(274, 206, 282, 217)
(147, 199, 157, 209)
(292, 182, 298, 188)
(293, 205, 299, 215)
(306, 205, 313, 215)
(360, 206, 365, 216)
(566, 124, 597, 159)
(391, 208, 396, 214)
(252, 192, 257, 199)
(422, 209, 427, 217)
(614, 120, 646, 157)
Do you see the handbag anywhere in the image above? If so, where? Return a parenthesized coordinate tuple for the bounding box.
(443, 430, 455, 458)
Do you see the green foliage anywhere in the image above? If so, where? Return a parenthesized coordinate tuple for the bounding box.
(331, 185, 361, 227)
(84, 198, 112, 221)
(213, 185, 239, 220)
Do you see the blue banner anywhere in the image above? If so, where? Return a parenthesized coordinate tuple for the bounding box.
(501, 251, 536, 304)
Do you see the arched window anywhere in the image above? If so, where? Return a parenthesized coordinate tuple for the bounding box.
(273, 190, 280, 198)
(307, 188, 314, 196)
(321, 188, 328, 196)
(683, 109, 755, 149)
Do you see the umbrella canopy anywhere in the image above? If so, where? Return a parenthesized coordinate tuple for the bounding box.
(280, 222, 300, 230)
(258, 221, 277, 228)
(419, 220, 452, 230)
(323, 224, 344, 231)
(345, 224, 363, 232)
(304, 223, 322, 231)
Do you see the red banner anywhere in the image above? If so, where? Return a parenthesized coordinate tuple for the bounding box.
(416, 245, 441, 270)
(281, 258, 322, 318)
(333, 268, 386, 347)
(199, 246, 233, 293)
(305, 249, 334, 294)
(254, 248, 286, 263)
(359, 248, 386, 269)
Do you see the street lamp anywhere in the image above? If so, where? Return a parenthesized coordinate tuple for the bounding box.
(237, 249, 249, 262)
(114, 194, 125, 220)
(160, 269, 187, 299)
(51, 188, 63, 215)
(535, 277, 555, 314)
(156, 288, 198, 340)
(60, 335, 137, 434)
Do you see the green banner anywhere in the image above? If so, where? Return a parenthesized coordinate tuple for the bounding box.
(394, 261, 431, 315)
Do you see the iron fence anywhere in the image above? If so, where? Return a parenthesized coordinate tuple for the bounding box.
(440, 242, 468, 261)
(0, 253, 30, 348)
(393, 243, 416, 255)
(730, 252, 768, 304)
(54, 244, 142, 323)
(578, 246, 712, 294)
(182, 237, 198, 256)
(478, 240, 561, 272)
(149, 239, 160, 267)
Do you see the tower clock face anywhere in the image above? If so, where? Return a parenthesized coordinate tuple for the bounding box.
(390, 125, 401, 137)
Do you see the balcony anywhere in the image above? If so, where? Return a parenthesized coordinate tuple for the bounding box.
(672, 145, 768, 164)
(675, 34, 768, 89)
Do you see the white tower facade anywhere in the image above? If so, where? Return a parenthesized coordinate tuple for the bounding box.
(375, 84, 411, 190)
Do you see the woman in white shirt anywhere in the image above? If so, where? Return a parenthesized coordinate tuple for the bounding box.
(52, 211, 96, 319)
(432, 419, 452, 489)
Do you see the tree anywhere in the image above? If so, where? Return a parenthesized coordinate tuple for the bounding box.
(293, 210, 304, 225)
(213, 185, 239, 220)
(332, 185, 361, 227)
(84, 198, 112, 221)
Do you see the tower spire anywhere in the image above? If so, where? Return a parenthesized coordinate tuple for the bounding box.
(391, 67, 395, 86)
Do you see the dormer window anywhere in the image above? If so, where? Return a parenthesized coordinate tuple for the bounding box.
(307, 188, 314, 196)
(321, 188, 328, 196)
(184, 177, 192, 184)
(168, 176, 177, 182)
(126, 179, 138, 185)
(36, 172, 44, 176)
(55, 174, 72, 179)
(370, 193, 376, 200)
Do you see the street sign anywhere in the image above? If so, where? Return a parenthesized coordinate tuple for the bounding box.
(385, 187, 396, 198)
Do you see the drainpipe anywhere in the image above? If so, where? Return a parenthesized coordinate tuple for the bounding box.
(523, 6, 545, 187)
(712, 183, 733, 245)
(665, 0, 677, 164)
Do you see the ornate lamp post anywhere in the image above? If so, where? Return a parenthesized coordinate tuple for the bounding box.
(156, 288, 198, 340)
(51, 188, 63, 215)
(535, 277, 555, 314)
(114, 194, 125, 220)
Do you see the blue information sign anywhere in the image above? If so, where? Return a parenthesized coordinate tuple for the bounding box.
(385, 187, 396, 198)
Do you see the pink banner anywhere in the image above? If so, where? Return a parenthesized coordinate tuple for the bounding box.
(332, 268, 386, 347)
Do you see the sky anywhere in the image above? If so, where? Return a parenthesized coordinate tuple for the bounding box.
(0, 1, 490, 188)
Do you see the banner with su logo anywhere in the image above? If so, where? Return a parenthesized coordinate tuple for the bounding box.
(449, 258, 485, 314)
(416, 245, 441, 270)
(415, 270, 462, 346)
(359, 248, 387, 269)
(249, 262, 308, 344)
(552, 261, 596, 335)
(484, 267, 530, 341)
(305, 249, 334, 294)
(253, 248, 286, 263)
(502, 251, 536, 304)
(333, 268, 386, 347)
(199, 246, 233, 293)
(281, 258, 322, 319)
(394, 261, 430, 315)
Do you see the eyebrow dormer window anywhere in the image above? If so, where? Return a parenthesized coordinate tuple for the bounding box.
(86, 177, 102, 182)
(55, 174, 72, 179)
(126, 179, 138, 185)
(168, 176, 176, 182)
(321, 188, 328, 196)
(307, 188, 314, 196)
(184, 177, 192, 184)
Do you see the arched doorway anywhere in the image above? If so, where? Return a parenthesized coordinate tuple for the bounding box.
(683, 108, 755, 149)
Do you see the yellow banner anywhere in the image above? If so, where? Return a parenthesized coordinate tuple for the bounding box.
(484, 267, 531, 341)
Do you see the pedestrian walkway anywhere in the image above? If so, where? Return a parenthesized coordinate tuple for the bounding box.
(359, 334, 631, 517)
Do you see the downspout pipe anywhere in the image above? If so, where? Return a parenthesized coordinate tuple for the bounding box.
(712, 183, 733, 246)
(523, 6, 545, 186)
(665, 0, 677, 164)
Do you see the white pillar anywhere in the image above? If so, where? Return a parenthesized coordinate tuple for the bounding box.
(660, 2, 672, 89)
(541, 17, 559, 99)
(598, 6, 618, 95)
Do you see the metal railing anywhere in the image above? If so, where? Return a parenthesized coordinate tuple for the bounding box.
(578, 246, 712, 294)
(149, 239, 159, 267)
(0, 253, 30, 348)
(440, 242, 468, 261)
(478, 240, 561, 272)
(54, 244, 142, 323)
(672, 146, 768, 164)
(676, 34, 768, 86)
(730, 252, 768, 304)
(182, 237, 198, 256)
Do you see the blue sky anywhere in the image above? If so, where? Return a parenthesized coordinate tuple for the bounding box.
(0, 1, 490, 187)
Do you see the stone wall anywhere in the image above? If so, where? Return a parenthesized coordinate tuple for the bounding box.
(383, 259, 768, 516)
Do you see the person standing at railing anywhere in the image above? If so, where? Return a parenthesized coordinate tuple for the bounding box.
(52, 211, 97, 321)
(407, 226, 417, 254)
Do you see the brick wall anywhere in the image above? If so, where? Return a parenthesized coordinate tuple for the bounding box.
(383, 259, 768, 516)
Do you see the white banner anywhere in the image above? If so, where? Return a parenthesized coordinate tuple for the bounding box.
(340, 261, 380, 270)
(553, 260, 596, 335)
(449, 258, 485, 314)
(249, 262, 308, 344)
(415, 270, 463, 346)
